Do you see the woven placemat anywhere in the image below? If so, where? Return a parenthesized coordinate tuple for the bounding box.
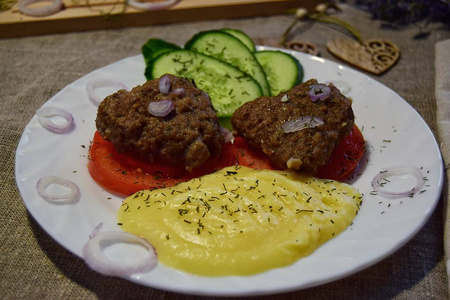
(1, 5, 449, 299)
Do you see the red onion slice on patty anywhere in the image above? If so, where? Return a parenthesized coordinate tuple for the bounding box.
(148, 100, 174, 117)
(309, 84, 331, 102)
(282, 116, 324, 133)
(158, 74, 171, 94)
(173, 87, 186, 98)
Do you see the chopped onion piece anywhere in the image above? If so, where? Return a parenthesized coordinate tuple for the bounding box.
(220, 126, 234, 143)
(173, 87, 186, 98)
(148, 100, 173, 117)
(281, 94, 290, 102)
(36, 106, 74, 133)
(371, 165, 425, 199)
(127, 0, 180, 11)
(19, 0, 63, 17)
(159, 75, 171, 94)
(309, 84, 331, 102)
(86, 79, 127, 106)
(287, 157, 302, 169)
(36, 176, 80, 204)
(282, 116, 324, 133)
(82, 231, 157, 277)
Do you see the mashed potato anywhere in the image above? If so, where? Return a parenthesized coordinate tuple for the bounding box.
(117, 166, 362, 276)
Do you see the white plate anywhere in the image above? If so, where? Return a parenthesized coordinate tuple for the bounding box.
(15, 47, 444, 297)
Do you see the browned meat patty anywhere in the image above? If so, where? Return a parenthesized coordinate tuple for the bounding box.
(231, 79, 354, 174)
(96, 74, 223, 172)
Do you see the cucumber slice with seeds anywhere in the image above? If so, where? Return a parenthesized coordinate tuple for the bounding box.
(220, 28, 256, 52)
(255, 50, 304, 96)
(185, 30, 271, 96)
(145, 49, 263, 117)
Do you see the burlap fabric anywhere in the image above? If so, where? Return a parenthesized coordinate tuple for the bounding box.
(437, 39, 450, 295)
(1, 4, 449, 299)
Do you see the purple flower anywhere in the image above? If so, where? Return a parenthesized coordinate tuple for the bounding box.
(356, 0, 450, 26)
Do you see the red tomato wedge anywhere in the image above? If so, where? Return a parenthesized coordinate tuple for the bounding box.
(88, 125, 364, 196)
(316, 124, 366, 181)
(88, 131, 235, 196)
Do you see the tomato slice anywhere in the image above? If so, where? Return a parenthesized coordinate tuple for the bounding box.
(231, 125, 365, 181)
(88, 131, 236, 196)
(88, 125, 364, 196)
(232, 136, 276, 170)
(316, 124, 366, 181)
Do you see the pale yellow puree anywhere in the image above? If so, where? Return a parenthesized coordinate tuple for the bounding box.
(117, 166, 362, 276)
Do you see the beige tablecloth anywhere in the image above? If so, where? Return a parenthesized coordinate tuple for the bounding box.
(437, 39, 450, 294)
(1, 4, 449, 299)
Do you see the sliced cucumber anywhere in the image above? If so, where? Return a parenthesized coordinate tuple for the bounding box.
(145, 49, 263, 117)
(184, 30, 271, 96)
(220, 28, 256, 52)
(255, 50, 304, 96)
(142, 38, 181, 64)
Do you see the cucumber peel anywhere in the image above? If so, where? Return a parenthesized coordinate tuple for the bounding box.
(142, 38, 181, 64)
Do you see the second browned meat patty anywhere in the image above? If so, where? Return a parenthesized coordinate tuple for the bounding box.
(231, 79, 354, 174)
(96, 74, 223, 172)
